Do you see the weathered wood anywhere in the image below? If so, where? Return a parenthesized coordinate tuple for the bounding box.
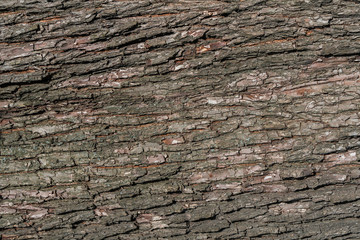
(1, 0, 360, 239)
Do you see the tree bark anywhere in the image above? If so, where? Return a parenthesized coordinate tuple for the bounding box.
(1, 0, 360, 239)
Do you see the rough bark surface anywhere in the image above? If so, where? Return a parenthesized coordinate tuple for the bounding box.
(1, 0, 360, 239)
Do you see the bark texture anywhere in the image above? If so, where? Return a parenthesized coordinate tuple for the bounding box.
(1, 0, 360, 239)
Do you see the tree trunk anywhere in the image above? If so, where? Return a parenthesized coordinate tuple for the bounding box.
(1, 0, 360, 239)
